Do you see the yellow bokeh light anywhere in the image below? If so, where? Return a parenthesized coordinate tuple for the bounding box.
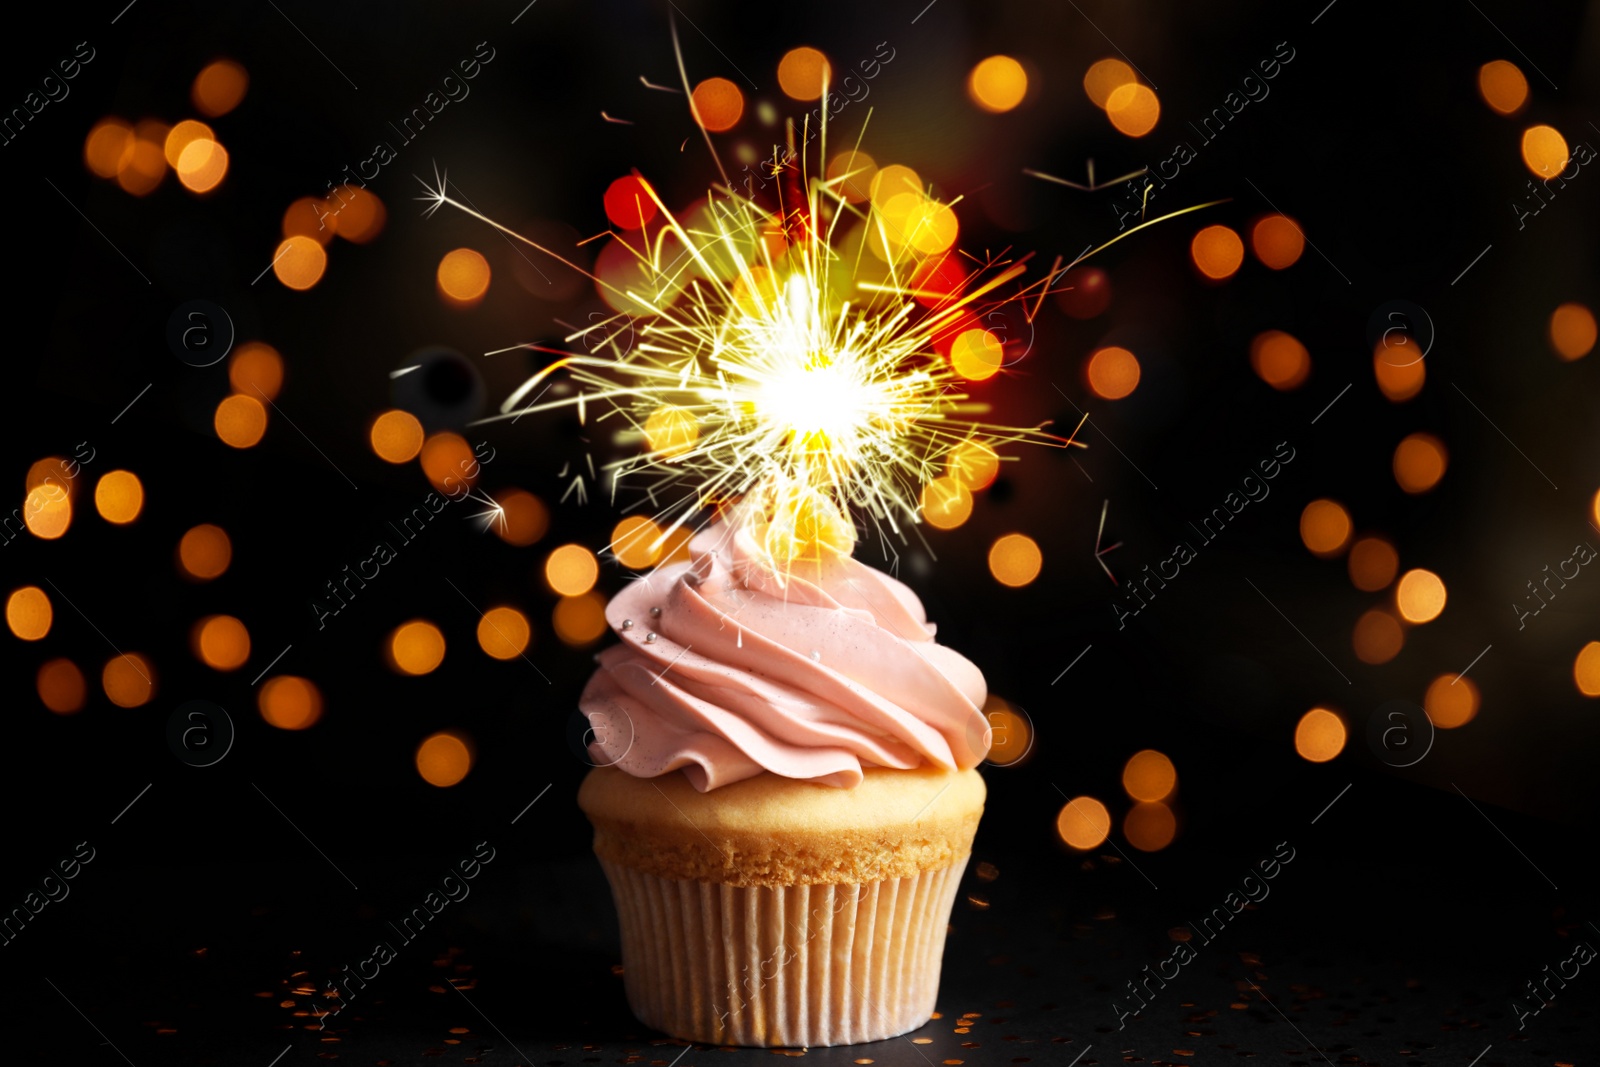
(1575, 641, 1600, 697)
(546, 544, 599, 597)
(612, 515, 663, 569)
(1082, 58, 1136, 109)
(1294, 707, 1346, 762)
(389, 620, 446, 675)
(214, 394, 267, 448)
(259, 675, 322, 730)
(23, 486, 72, 540)
(1086, 345, 1141, 399)
(920, 475, 972, 530)
(1123, 802, 1177, 852)
(6, 586, 52, 641)
(1521, 125, 1569, 178)
(1478, 60, 1528, 115)
(947, 440, 999, 490)
(438, 248, 491, 304)
(553, 592, 609, 646)
(1122, 749, 1176, 802)
(1549, 303, 1596, 361)
(643, 405, 699, 458)
(370, 410, 425, 464)
(778, 46, 832, 101)
(826, 150, 876, 203)
(194, 614, 251, 671)
(1056, 796, 1111, 850)
(1250, 215, 1305, 270)
(1393, 433, 1448, 494)
(416, 732, 473, 787)
(163, 119, 214, 168)
(988, 533, 1042, 588)
(103, 653, 155, 708)
(968, 55, 1027, 113)
(1396, 568, 1447, 623)
(1348, 536, 1398, 592)
(1424, 673, 1479, 728)
(1190, 225, 1244, 280)
(93, 470, 143, 524)
(1351, 609, 1404, 665)
(691, 77, 744, 132)
(272, 235, 326, 290)
(178, 524, 231, 579)
(494, 489, 549, 547)
(419, 432, 477, 492)
(907, 199, 959, 255)
(1106, 83, 1160, 137)
(477, 606, 531, 660)
(1300, 499, 1352, 557)
(25, 456, 78, 500)
(192, 58, 248, 117)
(950, 328, 1003, 381)
(1250, 330, 1311, 390)
(869, 165, 922, 211)
(176, 137, 228, 194)
(37, 658, 86, 714)
(229, 342, 284, 400)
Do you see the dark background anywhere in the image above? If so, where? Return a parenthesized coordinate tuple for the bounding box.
(3, 0, 1598, 1063)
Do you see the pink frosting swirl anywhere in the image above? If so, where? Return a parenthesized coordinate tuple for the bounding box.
(579, 521, 991, 791)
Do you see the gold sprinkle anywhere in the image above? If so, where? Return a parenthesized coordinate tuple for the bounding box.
(913, 1038, 934, 1045)
(855, 1060, 875, 1065)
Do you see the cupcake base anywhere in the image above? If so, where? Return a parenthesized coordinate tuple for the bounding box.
(601, 857, 968, 1047)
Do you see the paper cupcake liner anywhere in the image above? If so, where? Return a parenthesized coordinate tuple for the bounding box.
(598, 857, 968, 1047)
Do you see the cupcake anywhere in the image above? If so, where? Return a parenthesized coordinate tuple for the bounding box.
(577, 508, 990, 1047)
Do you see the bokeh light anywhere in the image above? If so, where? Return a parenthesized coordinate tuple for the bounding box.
(25, 456, 79, 500)
(1521, 125, 1569, 177)
(283, 196, 336, 246)
(1348, 536, 1398, 592)
(93, 470, 143, 524)
(1056, 796, 1111, 850)
(1105, 83, 1159, 136)
(612, 516, 663, 569)
(1086, 345, 1140, 399)
(1082, 58, 1136, 108)
(163, 119, 214, 168)
(546, 544, 599, 597)
(1478, 60, 1528, 115)
(1424, 673, 1480, 728)
(1574, 641, 1600, 697)
(330, 186, 386, 243)
(1190, 225, 1244, 280)
(194, 614, 251, 671)
(1250, 330, 1311, 390)
(389, 620, 446, 675)
(1250, 215, 1305, 269)
(178, 524, 232, 579)
(416, 732, 473, 787)
(37, 659, 86, 714)
(981, 695, 1032, 766)
(229, 342, 284, 400)
(214, 394, 267, 448)
(1123, 802, 1177, 851)
(419, 432, 477, 491)
(643, 405, 699, 457)
(84, 118, 132, 178)
(968, 55, 1027, 112)
(6, 586, 52, 640)
(477, 606, 531, 660)
(102, 653, 154, 708)
(438, 248, 491, 305)
(553, 592, 608, 646)
(950, 328, 1003, 381)
(192, 58, 248, 116)
(23, 486, 72, 539)
(1393, 433, 1448, 493)
(1396, 568, 1447, 623)
(1549, 303, 1596, 360)
(272, 235, 326, 290)
(1294, 707, 1346, 762)
(1299, 499, 1352, 556)
(1373, 335, 1426, 401)
(1122, 749, 1177, 802)
(259, 676, 323, 730)
(988, 533, 1042, 587)
(921, 476, 972, 530)
(370, 409, 425, 463)
(778, 46, 832, 101)
(176, 138, 228, 194)
(493, 489, 549, 547)
(1351, 609, 1404, 665)
(116, 121, 168, 195)
(690, 77, 743, 132)
(603, 175, 659, 230)
(1057, 267, 1111, 319)
(947, 440, 999, 490)
(826, 150, 876, 202)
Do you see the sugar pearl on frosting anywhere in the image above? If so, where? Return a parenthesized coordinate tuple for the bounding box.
(621, 619, 633, 630)
(650, 606, 662, 617)
(645, 632, 658, 644)
(810, 650, 821, 662)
